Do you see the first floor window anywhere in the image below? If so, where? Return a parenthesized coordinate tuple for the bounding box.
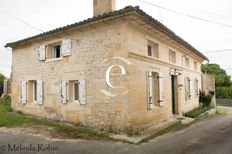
(47, 42, 62, 59)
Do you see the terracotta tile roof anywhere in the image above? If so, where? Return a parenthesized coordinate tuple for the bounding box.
(5, 6, 208, 60)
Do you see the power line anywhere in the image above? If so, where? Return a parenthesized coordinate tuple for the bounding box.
(0, 8, 44, 32)
(138, 0, 232, 28)
(203, 49, 232, 54)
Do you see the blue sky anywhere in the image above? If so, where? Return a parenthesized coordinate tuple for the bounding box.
(0, 0, 232, 77)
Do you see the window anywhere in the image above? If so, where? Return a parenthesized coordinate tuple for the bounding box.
(147, 41, 159, 58)
(185, 57, 190, 68)
(147, 71, 164, 109)
(33, 81, 37, 101)
(47, 42, 62, 59)
(169, 50, 176, 63)
(65, 80, 86, 104)
(26, 80, 43, 104)
(28, 80, 37, 102)
(73, 82, 79, 101)
(194, 61, 197, 70)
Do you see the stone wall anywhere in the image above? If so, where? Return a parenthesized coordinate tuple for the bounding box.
(202, 74, 216, 107)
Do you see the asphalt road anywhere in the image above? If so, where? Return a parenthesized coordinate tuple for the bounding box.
(0, 107, 232, 154)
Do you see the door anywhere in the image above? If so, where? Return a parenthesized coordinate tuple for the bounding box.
(171, 75, 178, 114)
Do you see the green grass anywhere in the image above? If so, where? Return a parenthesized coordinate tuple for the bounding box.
(216, 106, 227, 115)
(137, 121, 184, 144)
(184, 106, 212, 118)
(0, 103, 114, 141)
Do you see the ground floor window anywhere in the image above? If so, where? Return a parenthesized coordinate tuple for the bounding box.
(28, 80, 37, 102)
(61, 80, 86, 104)
(147, 71, 164, 109)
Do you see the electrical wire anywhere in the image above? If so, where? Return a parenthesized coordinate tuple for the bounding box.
(203, 49, 232, 54)
(138, 0, 232, 28)
(0, 8, 44, 32)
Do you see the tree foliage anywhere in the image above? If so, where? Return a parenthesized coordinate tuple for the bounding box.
(201, 63, 231, 87)
(0, 73, 5, 87)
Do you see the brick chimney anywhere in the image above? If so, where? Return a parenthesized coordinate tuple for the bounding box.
(93, 0, 116, 16)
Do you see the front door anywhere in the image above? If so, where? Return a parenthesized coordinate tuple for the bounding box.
(171, 75, 178, 114)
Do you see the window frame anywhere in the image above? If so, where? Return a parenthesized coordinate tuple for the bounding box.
(185, 57, 190, 68)
(169, 50, 176, 64)
(46, 41, 63, 61)
(147, 40, 159, 58)
(73, 81, 80, 103)
(32, 81, 37, 102)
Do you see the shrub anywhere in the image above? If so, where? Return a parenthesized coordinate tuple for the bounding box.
(184, 106, 212, 118)
(199, 91, 212, 107)
(0, 94, 11, 104)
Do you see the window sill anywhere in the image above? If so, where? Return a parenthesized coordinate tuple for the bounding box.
(46, 57, 63, 63)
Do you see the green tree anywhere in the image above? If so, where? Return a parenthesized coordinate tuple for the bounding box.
(202, 64, 231, 87)
(0, 73, 5, 87)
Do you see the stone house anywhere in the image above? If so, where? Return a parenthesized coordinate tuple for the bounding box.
(5, 0, 208, 131)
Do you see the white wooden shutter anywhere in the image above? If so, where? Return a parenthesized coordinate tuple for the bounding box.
(39, 45, 46, 61)
(185, 77, 188, 101)
(147, 71, 154, 109)
(79, 80, 86, 105)
(62, 39, 72, 56)
(61, 81, 67, 104)
(189, 78, 192, 98)
(37, 80, 43, 105)
(21, 81, 27, 104)
(158, 73, 164, 107)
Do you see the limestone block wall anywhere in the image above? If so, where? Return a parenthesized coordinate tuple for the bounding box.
(11, 21, 130, 130)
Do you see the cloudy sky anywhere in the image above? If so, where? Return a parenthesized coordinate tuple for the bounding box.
(0, 0, 232, 77)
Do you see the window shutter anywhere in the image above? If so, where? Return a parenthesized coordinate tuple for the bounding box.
(37, 80, 43, 105)
(196, 79, 199, 97)
(39, 45, 46, 61)
(185, 77, 188, 101)
(79, 80, 86, 105)
(147, 71, 154, 109)
(62, 39, 72, 56)
(61, 81, 67, 104)
(21, 81, 27, 104)
(189, 78, 193, 98)
(158, 73, 164, 107)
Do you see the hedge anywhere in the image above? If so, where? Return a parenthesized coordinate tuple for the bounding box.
(216, 86, 232, 99)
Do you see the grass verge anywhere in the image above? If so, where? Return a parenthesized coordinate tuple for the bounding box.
(216, 106, 227, 115)
(0, 103, 115, 141)
(137, 121, 185, 145)
(184, 106, 212, 118)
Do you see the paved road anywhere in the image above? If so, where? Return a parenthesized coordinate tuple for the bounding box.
(0, 107, 232, 154)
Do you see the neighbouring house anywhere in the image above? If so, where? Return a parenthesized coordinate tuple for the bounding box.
(5, 0, 209, 131)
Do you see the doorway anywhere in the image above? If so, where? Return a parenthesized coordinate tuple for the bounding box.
(171, 75, 178, 114)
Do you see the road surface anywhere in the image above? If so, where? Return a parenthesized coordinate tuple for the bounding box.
(0, 107, 232, 154)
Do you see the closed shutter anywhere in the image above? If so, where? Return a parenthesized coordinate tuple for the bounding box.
(158, 73, 164, 107)
(189, 78, 192, 98)
(37, 80, 43, 105)
(39, 45, 46, 61)
(147, 71, 154, 109)
(62, 39, 72, 56)
(185, 77, 188, 101)
(21, 81, 27, 104)
(195, 79, 199, 97)
(79, 80, 86, 105)
(61, 81, 67, 104)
